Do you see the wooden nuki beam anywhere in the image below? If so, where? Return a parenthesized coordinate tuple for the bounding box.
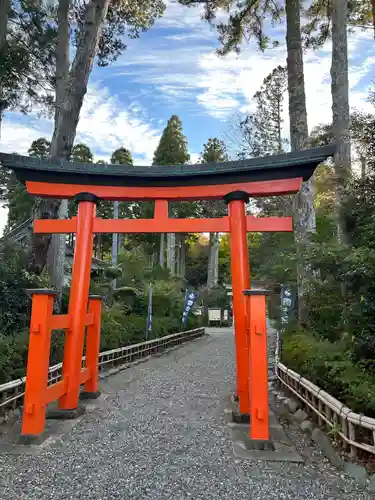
(26, 178, 302, 201)
(34, 215, 293, 235)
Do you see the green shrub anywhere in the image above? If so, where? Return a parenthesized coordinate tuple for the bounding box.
(282, 329, 375, 417)
(0, 331, 29, 384)
(0, 243, 41, 335)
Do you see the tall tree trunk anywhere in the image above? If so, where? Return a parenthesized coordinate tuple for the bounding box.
(29, 0, 110, 274)
(212, 232, 219, 286)
(277, 96, 283, 152)
(159, 232, 165, 266)
(180, 235, 186, 278)
(207, 233, 214, 287)
(286, 0, 315, 326)
(331, 0, 351, 246)
(360, 156, 366, 179)
(207, 232, 219, 287)
(176, 233, 181, 276)
(0, 0, 10, 140)
(111, 200, 119, 288)
(55, 0, 71, 125)
(47, 0, 71, 305)
(372, 0, 375, 38)
(167, 232, 176, 275)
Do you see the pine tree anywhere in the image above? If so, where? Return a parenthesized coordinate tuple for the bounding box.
(238, 66, 287, 158)
(303, 0, 375, 48)
(200, 138, 229, 288)
(153, 115, 190, 274)
(0, 2, 56, 137)
(29, 138, 51, 159)
(201, 137, 229, 163)
(110, 147, 133, 165)
(153, 115, 190, 165)
(71, 143, 93, 163)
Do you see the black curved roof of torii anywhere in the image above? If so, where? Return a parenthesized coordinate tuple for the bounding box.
(0, 145, 335, 187)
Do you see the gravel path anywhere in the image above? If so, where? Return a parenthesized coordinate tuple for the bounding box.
(0, 328, 373, 500)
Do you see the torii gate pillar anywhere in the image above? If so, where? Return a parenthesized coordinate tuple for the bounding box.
(224, 191, 251, 415)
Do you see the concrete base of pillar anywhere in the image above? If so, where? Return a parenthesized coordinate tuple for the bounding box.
(47, 405, 86, 420)
(79, 391, 101, 400)
(244, 435, 275, 451)
(232, 410, 250, 424)
(18, 433, 46, 446)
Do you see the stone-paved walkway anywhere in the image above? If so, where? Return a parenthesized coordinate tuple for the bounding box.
(0, 328, 373, 500)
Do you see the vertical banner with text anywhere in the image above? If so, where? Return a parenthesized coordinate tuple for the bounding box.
(146, 283, 152, 340)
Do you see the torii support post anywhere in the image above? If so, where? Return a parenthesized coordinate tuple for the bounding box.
(21, 289, 56, 438)
(58, 193, 97, 412)
(243, 289, 273, 447)
(21, 291, 102, 438)
(224, 191, 251, 417)
(81, 295, 102, 398)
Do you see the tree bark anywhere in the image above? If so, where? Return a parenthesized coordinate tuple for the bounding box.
(0, 0, 10, 140)
(207, 233, 214, 287)
(360, 156, 366, 179)
(176, 233, 181, 276)
(286, 0, 315, 326)
(180, 235, 186, 278)
(207, 232, 219, 287)
(29, 0, 110, 275)
(159, 232, 165, 266)
(47, 0, 71, 302)
(55, 0, 71, 124)
(0, 0, 9, 59)
(331, 0, 351, 246)
(167, 232, 176, 275)
(212, 232, 219, 286)
(111, 200, 119, 288)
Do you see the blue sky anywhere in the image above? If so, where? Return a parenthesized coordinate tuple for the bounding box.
(0, 1, 375, 233)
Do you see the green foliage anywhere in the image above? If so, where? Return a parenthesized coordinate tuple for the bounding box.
(199, 286, 231, 309)
(212, 0, 283, 54)
(200, 137, 228, 163)
(110, 147, 133, 165)
(351, 108, 375, 174)
(3, 137, 52, 229)
(71, 143, 93, 163)
(1, 1, 56, 123)
(186, 239, 209, 287)
(28, 137, 50, 159)
(235, 66, 288, 159)
(153, 115, 190, 165)
(282, 330, 375, 417)
(302, 0, 375, 49)
(92, 246, 196, 343)
(4, 172, 33, 230)
(0, 330, 29, 384)
(0, 243, 41, 336)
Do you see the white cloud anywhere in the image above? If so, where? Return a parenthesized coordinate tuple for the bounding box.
(190, 152, 200, 164)
(0, 120, 50, 155)
(1, 85, 162, 165)
(76, 85, 161, 163)
(114, 6, 374, 130)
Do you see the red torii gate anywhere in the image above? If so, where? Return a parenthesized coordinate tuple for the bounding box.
(0, 145, 333, 446)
